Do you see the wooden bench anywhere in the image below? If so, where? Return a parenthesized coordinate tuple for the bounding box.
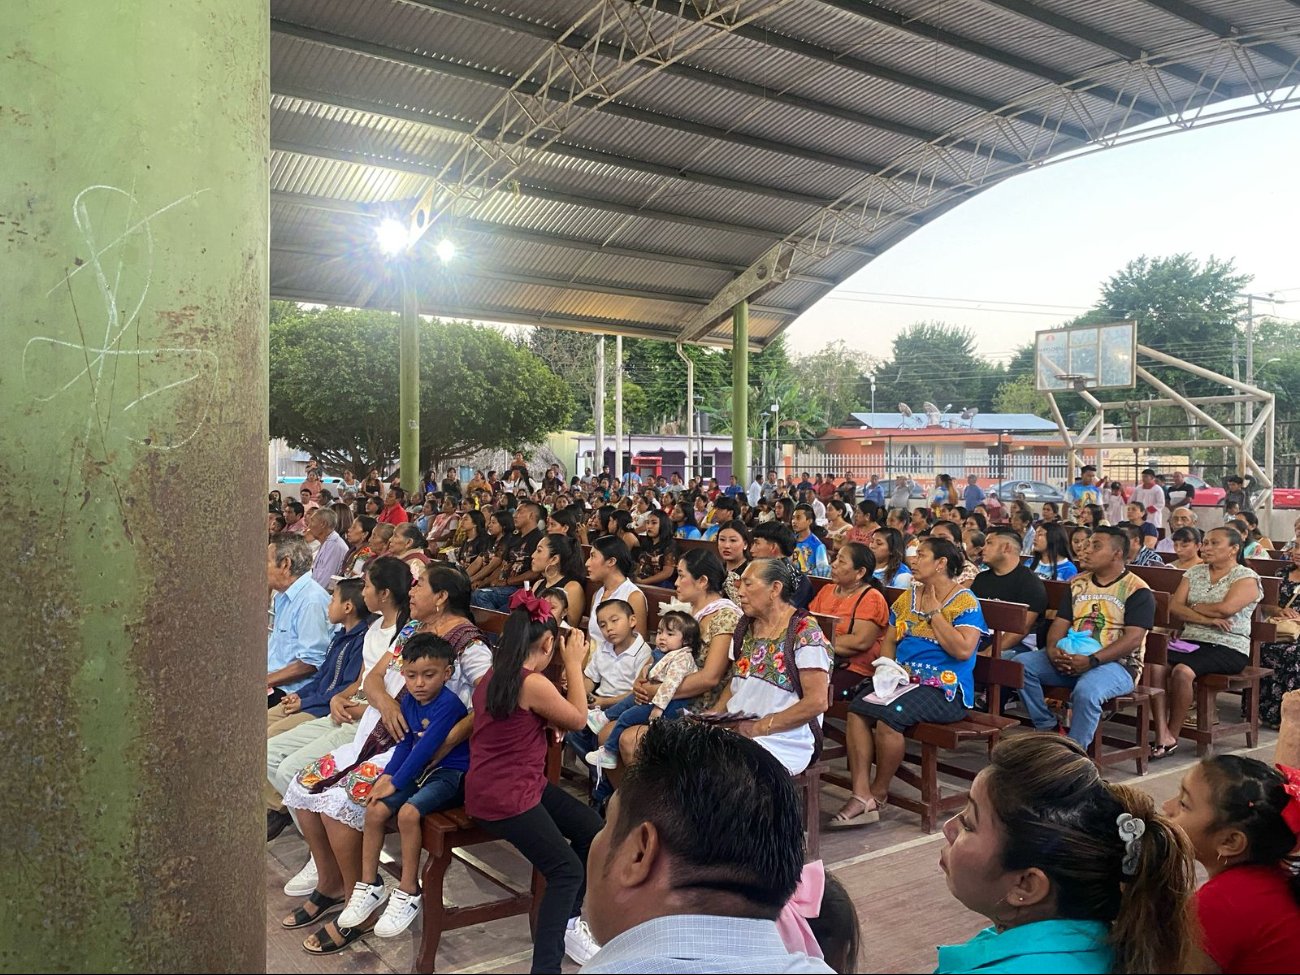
(1039, 581, 1170, 775)
(410, 607, 561, 973)
(823, 656, 1023, 833)
(890, 656, 1023, 833)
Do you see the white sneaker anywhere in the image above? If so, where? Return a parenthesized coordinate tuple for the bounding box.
(374, 888, 422, 937)
(337, 880, 388, 928)
(584, 748, 618, 769)
(564, 918, 601, 965)
(586, 708, 609, 734)
(283, 857, 318, 898)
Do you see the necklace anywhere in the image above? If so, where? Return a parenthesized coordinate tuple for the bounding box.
(833, 581, 866, 599)
(753, 607, 795, 640)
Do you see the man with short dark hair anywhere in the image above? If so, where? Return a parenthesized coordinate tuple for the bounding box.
(790, 504, 830, 578)
(579, 721, 834, 973)
(724, 475, 746, 500)
(750, 521, 812, 610)
(1130, 468, 1165, 532)
(472, 499, 544, 609)
(1065, 464, 1101, 517)
(282, 499, 307, 535)
(971, 528, 1046, 656)
(1222, 473, 1254, 513)
(378, 487, 409, 524)
(837, 470, 857, 505)
(1119, 521, 1166, 567)
(1017, 528, 1155, 749)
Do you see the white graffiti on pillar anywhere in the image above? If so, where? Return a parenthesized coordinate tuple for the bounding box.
(25, 184, 217, 451)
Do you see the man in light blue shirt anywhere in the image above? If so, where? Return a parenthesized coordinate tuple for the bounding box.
(962, 473, 985, 511)
(266, 534, 332, 705)
(578, 722, 834, 974)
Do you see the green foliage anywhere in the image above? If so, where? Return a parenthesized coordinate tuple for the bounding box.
(1096, 254, 1249, 395)
(871, 322, 1006, 415)
(270, 303, 573, 472)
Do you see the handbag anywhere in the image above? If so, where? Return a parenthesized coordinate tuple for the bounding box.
(1270, 583, 1300, 639)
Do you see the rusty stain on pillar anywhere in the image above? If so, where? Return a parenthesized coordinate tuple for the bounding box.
(0, 3, 269, 971)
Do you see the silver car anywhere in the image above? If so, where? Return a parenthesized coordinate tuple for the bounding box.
(987, 479, 1066, 503)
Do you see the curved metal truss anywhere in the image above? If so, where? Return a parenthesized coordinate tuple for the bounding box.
(404, 0, 800, 246)
(680, 21, 1300, 340)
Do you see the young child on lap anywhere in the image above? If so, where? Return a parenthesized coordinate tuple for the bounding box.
(338, 633, 471, 937)
(586, 611, 701, 769)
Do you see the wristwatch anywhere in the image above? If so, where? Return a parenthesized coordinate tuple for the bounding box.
(915, 610, 934, 623)
(1087, 654, 1101, 670)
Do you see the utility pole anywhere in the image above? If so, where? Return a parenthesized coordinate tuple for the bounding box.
(614, 334, 624, 484)
(595, 336, 605, 478)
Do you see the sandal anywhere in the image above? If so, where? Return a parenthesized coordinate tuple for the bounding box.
(281, 890, 343, 930)
(1149, 741, 1179, 760)
(828, 794, 882, 829)
(302, 921, 366, 955)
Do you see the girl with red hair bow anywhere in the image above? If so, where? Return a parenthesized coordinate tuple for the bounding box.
(1163, 756, 1300, 973)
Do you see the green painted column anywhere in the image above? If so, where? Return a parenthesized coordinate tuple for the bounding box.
(399, 263, 420, 492)
(1, 4, 268, 971)
(732, 300, 750, 482)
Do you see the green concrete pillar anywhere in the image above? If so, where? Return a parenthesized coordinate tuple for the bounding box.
(732, 300, 750, 482)
(399, 264, 420, 492)
(1, 4, 268, 971)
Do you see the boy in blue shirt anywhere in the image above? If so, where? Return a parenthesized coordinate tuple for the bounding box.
(338, 633, 471, 937)
(791, 503, 831, 578)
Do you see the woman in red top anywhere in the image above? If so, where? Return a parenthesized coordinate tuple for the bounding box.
(1163, 755, 1300, 974)
(465, 590, 602, 973)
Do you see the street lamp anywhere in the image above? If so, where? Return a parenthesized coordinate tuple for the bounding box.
(376, 218, 412, 256)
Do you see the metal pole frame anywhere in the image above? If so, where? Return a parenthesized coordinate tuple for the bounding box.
(676, 343, 694, 482)
(732, 300, 749, 483)
(614, 333, 624, 483)
(594, 335, 605, 479)
(398, 262, 420, 494)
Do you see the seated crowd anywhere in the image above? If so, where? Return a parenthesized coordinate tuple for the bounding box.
(261, 459, 1300, 973)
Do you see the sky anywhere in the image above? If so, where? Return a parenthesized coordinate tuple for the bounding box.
(782, 105, 1300, 367)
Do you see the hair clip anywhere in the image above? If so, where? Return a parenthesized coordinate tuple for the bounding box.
(508, 588, 553, 624)
(1276, 764, 1300, 838)
(1116, 812, 1145, 877)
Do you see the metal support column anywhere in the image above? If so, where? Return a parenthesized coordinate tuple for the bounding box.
(732, 301, 750, 481)
(2, 3, 268, 969)
(615, 334, 624, 483)
(595, 336, 606, 476)
(399, 264, 420, 492)
(676, 344, 694, 482)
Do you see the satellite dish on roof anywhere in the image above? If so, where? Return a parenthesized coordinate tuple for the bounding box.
(922, 401, 942, 427)
(898, 402, 921, 429)
(960, 407, 978, 429)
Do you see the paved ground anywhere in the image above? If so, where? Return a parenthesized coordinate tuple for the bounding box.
(266, 715, 1277, 973)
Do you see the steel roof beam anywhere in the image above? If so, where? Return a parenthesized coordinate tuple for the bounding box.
(273, 138, 818, 241)
(388, 1, 1024, 165)
(813, 0, 1169, 121)
(1136, 0, 1300, 80)
(644, 0, 1093, 145)
(272, 82, 834, 209)
(269, 189, 845, 285)
(976, 0, 1244, 96)
(271, 139, 887, 252)
(271, 20, 947, 183)
(270, 240, 791, 314)
(267, 284, 772, 350)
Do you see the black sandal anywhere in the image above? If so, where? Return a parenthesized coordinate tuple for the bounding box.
(281, 890, 343, 930)
(302, 921, 365, 955)
(1149, 742, 1179, 760)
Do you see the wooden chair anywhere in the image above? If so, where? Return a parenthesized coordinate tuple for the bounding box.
(409, 616, 563, 973)
(1175, 615, 1277, 756)
(888, 656, 1024, 833)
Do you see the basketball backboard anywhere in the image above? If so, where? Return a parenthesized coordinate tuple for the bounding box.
(1035, 322, 1136, 392)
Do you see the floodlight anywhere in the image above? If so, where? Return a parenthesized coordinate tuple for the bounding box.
(376, 218, 411, 256)
(435, 239, 456, 262)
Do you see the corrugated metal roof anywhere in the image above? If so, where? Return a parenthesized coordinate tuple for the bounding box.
(269, 0, 1300, 346)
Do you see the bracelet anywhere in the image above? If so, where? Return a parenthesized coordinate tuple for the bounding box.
(763, 716, 775, 736)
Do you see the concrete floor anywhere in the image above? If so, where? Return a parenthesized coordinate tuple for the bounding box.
(266, 718, 1277, 974)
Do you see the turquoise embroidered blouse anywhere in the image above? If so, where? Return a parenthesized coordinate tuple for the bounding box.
(935, 919, 1113, 974)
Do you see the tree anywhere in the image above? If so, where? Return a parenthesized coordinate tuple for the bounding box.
(1097, 254, 1249, 396)
(872, 321, 1006, 415)
(270, 303, 573, 473)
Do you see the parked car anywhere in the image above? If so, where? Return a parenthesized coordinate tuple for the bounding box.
(1180, 474, 1225, 507)
(987, 480, 1066, 504)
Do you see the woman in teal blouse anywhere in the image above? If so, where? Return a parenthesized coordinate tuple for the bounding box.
(935, 734, 1197, 974)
